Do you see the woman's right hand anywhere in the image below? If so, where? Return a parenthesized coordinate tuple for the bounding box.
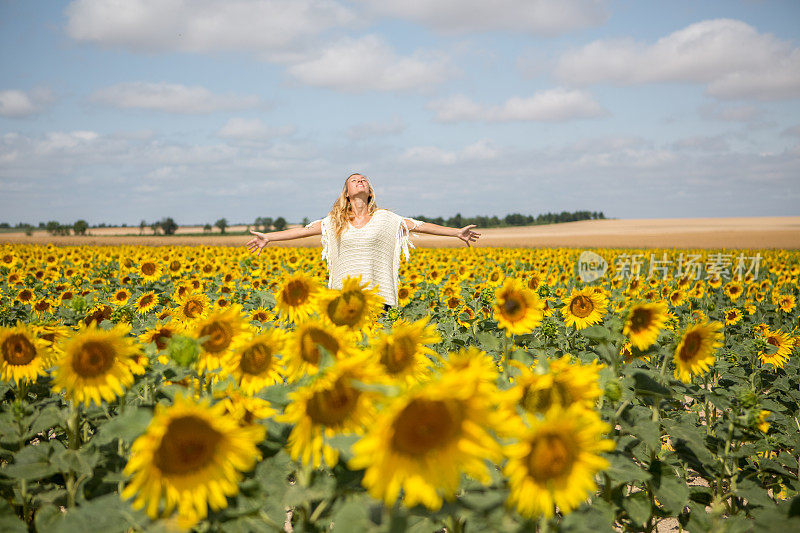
(246, 229, 270, 255)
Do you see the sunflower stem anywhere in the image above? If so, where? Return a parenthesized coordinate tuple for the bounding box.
(66, 400, 81, 507)
(501, 334, 510, 381)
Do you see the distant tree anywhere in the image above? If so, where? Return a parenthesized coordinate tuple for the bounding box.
(160, 217, 178, 235)
(254, 217, 263, 231)
(262, 217, 273, 232)
(301, 217, 309, 227)
(150, 221, 160, 235)
(203, 223, 212, 233)
(25, 226, 33, 236)
(139, 219, 147, 235)
(273, 217, 287, 231)
(0, 222, 9, 229)
(215, 218, 228, 234)
(73, 220, 89, 235)
(45, 221, 61, 235)
(38, 222, 45, 228)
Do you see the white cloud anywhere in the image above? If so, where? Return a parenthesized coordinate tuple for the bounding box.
(782, 125, 800, 138)
(287, 35, 453, 92)
(64, 0, 357, 60)
(400, 139, 499, 165)
(354, 0, 607, 35)
(555, 19, 800, 100)
(346, 117, 405, 140)
(217, 118, 295, 140)
(428, 89, 606, 123)
(90, 82, 260, 113)
(0, 88, 55, 118)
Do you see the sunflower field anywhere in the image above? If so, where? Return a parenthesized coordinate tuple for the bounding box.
(1, 243, 799, 532)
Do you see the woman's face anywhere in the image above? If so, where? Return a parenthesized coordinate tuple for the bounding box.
(346, 174, 371, 199)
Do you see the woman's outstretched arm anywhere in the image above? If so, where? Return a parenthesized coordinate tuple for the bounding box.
(246, 220, 322, 255)
(403, 219, 480, 247)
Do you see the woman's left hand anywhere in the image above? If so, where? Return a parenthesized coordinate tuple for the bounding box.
(457, 225, 480, 247)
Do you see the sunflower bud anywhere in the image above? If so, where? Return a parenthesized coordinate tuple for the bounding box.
(167, 335, 200, 367)
(604, 380, 622, 402)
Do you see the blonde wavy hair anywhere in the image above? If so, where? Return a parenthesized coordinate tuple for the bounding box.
(328, 173, 378, 238)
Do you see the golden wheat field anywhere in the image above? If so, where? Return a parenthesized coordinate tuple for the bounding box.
(3, 217, 800, 249)
(1, 241, 799, 532)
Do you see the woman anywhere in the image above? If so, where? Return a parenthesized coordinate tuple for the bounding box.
(245, 173, 480, 307)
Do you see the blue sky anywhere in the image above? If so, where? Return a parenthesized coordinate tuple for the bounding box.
(1, 0, 799, 226)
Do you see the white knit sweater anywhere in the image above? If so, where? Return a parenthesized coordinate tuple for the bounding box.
(307, 210, 422, 306)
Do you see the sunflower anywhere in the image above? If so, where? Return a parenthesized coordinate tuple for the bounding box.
(173, 292, 210, 324)
(16, 288, 34, 303)
(135, 291, 159, 315)
(776, 294, 796, 313)
(370, 317, 440, 383)
(249, 307, 272, 325)
(279, 352, 385, 468)
(759, 329, 796, 369)
(724, 281, 744, 301)
(112, 288, 132, 307)
(275, 272, 322, 323)
(228, 328, 286, 395)
(192, 305, 249, 377)
(673, 320, 724, 383)
(318, 276, 383, 331)
(668, 289, 687, 307)
(138, 321, 182, 352)
(138, 260, 163, 282)
(504, 405, 614, 519)
(84, 304, 113, 326)
(493, 278, 545, 336)
(397, 284, 414, 307)
(0, 322, 54, 385)
(509, 356, 604, 416)
(724, 308, 743, 326)
(561, 288, 607, 330)
(284, 319, 352, 381)
(216, 385, 276, 425)
(122, 394, 265, 529)
(32, 297, 54, 317)
(622, 301, 668, 351)
(51, 323, 146, 406)
(348, 371, 503, 510)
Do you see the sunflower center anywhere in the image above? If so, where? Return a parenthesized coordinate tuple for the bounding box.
(521, 381, 572, 413)
(283, 280, 310, 306)
(73, 340, 116, 377)
(2, 334, 36, 366)
(154, 415, 223, 475)
(501, 295, 525, 321)
(306, 379, 360, 427)
(199, 321, 233, 354)
(153, 329, 172, 351)
(300, 328, 339, 365)
(327, 292, 366, 327)
(398, 288, 409, 300)
(240, 343, 272, 374)
(390, 399, 463, 456)
(139, 295, 154, 307)
(169, 260, 181, 272)
(678, 331, 702, 361)
(19, 290, 33, 301)
(629, 308, 653, 332)
(184, 299, 203, 319)
(380, 335, 416, 374)
(141, 262, 156, 276)
(767, 336, 779, 347)
(526, 432, 577, 482)
(569, 295, 594, 318)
